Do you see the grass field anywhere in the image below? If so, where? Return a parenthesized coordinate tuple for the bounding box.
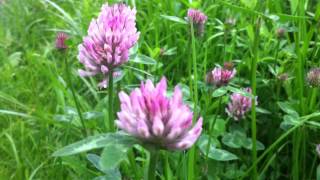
(1, 0, 320, 179)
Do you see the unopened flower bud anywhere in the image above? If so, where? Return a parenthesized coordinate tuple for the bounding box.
(277, 73, 288, 82)
(55, 32, 68, 50)
(307, 68, 320, 87)
(187, 8, 207, 37)
(276, 28, 286, 39)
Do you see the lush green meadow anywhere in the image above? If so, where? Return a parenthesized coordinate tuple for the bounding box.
(1, 0, 320, 179)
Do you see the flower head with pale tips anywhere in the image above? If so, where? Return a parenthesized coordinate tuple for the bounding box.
(78, 3, 140, 88)
(55, 32, 68, 50)
(187, 8, 207, 37)
(206, 66, 236, 87)
(307, 68, 320, 87)
(226, 88, 257, 121)
(116, 77, 203, 150)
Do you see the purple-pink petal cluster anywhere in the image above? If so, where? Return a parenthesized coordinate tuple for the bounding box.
(78, 3, 140, 88)
(187, 9, 207, 24)
(187, 8, 207, 37)
(116, 77, 203, 150)
(307, 68, 320, 87)
(55, 32, 68, 50)
(226, 88, 256, 121)
(206, 66, 236, 87)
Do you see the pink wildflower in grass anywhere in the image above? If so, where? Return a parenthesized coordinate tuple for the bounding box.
(307, 68, 320, 87)
(116, 77, 203, 150)
(55, 32, 68, 50)
(206, 66, 236, 87)
(187, 8, 207, 37)
(226, 88, 256, 121)
(78, 3, 140, 88)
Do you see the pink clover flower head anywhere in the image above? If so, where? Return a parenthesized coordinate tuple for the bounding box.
(78, 3, 140, 88)
(187, 8, 207, 37)
(206, 66, 236, 87)
(307, 68, 320, 87)
(116, 77, 203, 150)
(55, 32, 68, 50)
(187, 8, 207, 24)
(226, 88, 257, 121)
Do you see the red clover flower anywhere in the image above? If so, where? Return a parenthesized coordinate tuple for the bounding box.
(78, 3, 140, 88)
(116, 77, 203, 150)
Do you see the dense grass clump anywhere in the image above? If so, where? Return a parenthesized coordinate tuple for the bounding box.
(1, 0, 320, 179)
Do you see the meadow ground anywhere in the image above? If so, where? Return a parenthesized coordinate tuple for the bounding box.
(1, 0, 320, 179)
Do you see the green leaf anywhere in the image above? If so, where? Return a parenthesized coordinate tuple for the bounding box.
(242, 138, 265, 151)
(226, 86, 254, 98)
(277, 102, 299, 116)
(280, 114, 300, 130)
(131, 54, 157, 65)
(87, 154, 104, 172)
(99, 144, 128, 170)
(256, 107, 271, 114)
(222, 132, 243, 149)
(53, 133, 138, 156)
(93, 169, 121, 180)
(198, 135, 238, 161)
(222, 131, 265, 151)
(240, 0, 257, 9)
(206, 147, 239, 161)
(317, 164, 320, 180)
(8, 52, 22, 67)
(83, 112, 104, 120)
(212, 118, 226, 137)
(212, 87, 228, 98)
(160, 15, 187, 24)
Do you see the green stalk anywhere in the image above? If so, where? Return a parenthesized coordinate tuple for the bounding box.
(64, 54, 87, 137)
(292, 0, 307, 178)
(108, 69, 114, 132)
(188, 21, 198, 180)
(164, 152, 172, 180)
(147, 150, 159, 180)
(240, 112, 320, 179)
(205, 96, 222, 161)
(250, 17, 260, 180)
(128, 149, 139, 180)
(309, 88, 318, 111)
(274, 40, 280, 74)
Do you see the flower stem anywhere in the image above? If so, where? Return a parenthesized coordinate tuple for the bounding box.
(108, 69, 114, 132)
(205, 96, 222, 161)
(250, 17, 260, 180)
(147, 150, 159, 180)
(64, 54, 87, 137)
(188, 21, 198, 180)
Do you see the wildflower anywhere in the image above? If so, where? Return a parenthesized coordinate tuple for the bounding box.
(276, 28, 285, 39)
(225, 18, 236, 28)
(116, 77, 203, 150)
(226, 88, 257, 121)
(187, 8, 207, 37)
(206, 66, 236, 87)
(55, 32, 68, 50)
(277, 73, 288, 82)
(78, 3, 140, 88)
(307, 68, 320, 87)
